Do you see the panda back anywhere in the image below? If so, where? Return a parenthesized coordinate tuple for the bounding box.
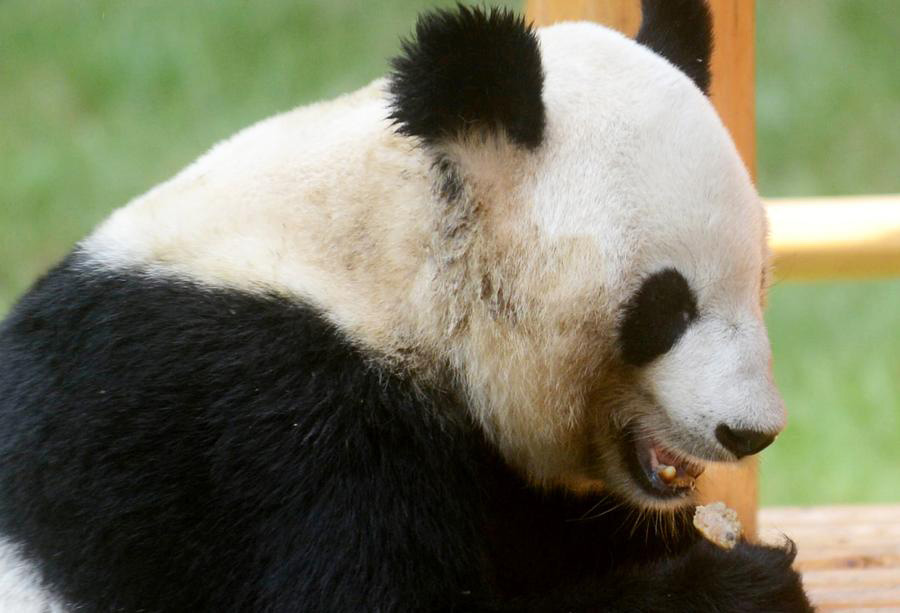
(84, 79, 435, 349)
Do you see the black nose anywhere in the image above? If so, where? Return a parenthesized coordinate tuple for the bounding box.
(715, 424, 776, 458)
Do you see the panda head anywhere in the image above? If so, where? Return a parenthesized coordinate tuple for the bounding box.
(389, 1, 784, 509)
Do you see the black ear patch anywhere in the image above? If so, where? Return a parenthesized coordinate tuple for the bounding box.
(636, 0, 713, 94)
(619, 268, 698, 366)
(388, 5, 545, 149)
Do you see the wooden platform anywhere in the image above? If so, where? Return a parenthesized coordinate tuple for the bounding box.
(760, 505, 900, 612)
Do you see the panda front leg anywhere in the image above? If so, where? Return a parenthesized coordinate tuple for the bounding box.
(465, 473, 811, 613)
(465, 544, 811, 613)
(578, 539, 812, 613)
(472, 539, 810, 613)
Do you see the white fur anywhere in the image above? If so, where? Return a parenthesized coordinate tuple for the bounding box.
(83, 81, 437, 359)
(0, 540, 65, 612)
(644, 315, 785, 460)
(81, 21, 783, 499)
(523, 23, 784, 467)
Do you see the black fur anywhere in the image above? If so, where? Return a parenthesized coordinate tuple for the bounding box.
(388, 5, 545, 149)
(619, 267, 699, 366)
(637, 0, 714, 94)
(0, 254, 482, 612)
(0, 255, 810, 611)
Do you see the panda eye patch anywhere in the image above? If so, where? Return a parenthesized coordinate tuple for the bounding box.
(618, 268, 698, 366)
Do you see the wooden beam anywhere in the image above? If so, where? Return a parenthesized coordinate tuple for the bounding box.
(525, 0, 760, 538)
(767, 195, 900, 280)
(525, 0, 641, 36)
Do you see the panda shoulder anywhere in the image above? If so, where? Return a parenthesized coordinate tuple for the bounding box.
(81, 77, 429, 299)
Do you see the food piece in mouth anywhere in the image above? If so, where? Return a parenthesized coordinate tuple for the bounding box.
(648, 442, 704, 491)
(658, 465, 677, 482)
(623, 427, 707, 498)
(693, 502, 742, 549)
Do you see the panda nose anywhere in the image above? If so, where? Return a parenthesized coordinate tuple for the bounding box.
(715, 424, 776, 458)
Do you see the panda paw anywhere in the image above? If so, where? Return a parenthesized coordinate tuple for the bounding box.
(486, 539, 812, 612)
(643, 538, 814, 613)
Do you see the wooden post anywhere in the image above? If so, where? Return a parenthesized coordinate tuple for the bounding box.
(525, 0, 760, 538)
(525, 0, 641, 36)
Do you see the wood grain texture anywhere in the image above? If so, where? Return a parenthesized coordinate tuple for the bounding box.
(525, 0, 760, 538)
(760, 505, 900, 611)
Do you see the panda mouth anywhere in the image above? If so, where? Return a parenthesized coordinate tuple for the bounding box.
(622, 426, 706, 499)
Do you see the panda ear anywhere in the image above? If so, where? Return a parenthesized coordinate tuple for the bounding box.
(636, 0, 713, 94)
(388, 5, 545, 150)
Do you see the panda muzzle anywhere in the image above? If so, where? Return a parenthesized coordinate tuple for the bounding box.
(649, 442, 705, 489)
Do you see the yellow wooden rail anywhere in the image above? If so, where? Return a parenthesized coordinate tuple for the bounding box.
(767, 195, 900, 280)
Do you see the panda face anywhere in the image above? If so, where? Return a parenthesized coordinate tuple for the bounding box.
(412, 17, 786, 506)
(497, 24, 786, 506)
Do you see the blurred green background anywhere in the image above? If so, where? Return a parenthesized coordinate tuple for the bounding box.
(1, 1, 898, 505)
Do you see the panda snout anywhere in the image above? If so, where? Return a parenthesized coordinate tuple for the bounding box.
(709, 382, 786, 459)
(714, 424, 776, 459)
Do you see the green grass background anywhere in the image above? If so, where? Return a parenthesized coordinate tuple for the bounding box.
(1, 1, 898, 505)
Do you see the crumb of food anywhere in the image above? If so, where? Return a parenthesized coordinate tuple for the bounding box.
(658, 465, 677, 482)
(656, 464, 696, 489)
(693, 502, 741, 550)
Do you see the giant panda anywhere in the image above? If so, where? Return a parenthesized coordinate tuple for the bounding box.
(0, 1, 812, 611)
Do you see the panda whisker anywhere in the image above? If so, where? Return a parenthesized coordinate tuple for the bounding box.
(627, 507, 646, 540)
(571, 497, 628, 522)
(574, 499, 608, 521)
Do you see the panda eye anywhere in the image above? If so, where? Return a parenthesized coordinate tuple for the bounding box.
(618, 268, 699, 366)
